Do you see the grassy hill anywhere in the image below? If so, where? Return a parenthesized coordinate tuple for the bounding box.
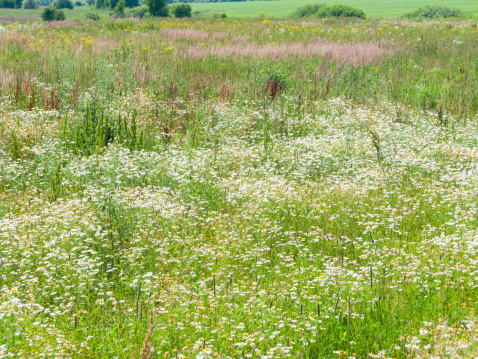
(192, 0, 478, 18)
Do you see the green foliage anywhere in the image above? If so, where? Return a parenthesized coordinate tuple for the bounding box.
(93, 195, 136, 272)
(85, 10, 101, 19)
(291, 3, 365, 19)
(290, 3, 326, 18)
(63, 102, 146, 156)
(125, 5, 147, 17)
(54, 8, 65, 19)
(145, 0, 167, 16)
(52, 0, 73, 9)
(41, 7, 66, 21)
(266, 68, 288, 89)
(95, 0, 108, 9)
(112, 0, 136, 9)
(22, 0, 39, 8)
(113, 0, 125, 16)
(212, 12, 227, 18)
(172, 2, 191, 18)
(4, 132, 23, 160)
(0, 0, 16, 8)
(404, 5, 466, 19)
(317, 4, 366, 18)
(14, 0, 21, 8)
(41, 6, 57, 20)
(124, 0, 138, 7)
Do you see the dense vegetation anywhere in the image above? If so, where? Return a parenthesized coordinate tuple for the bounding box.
(0, 0, 20, 8)
(41, 5, 66, 19)
(291, 3, 327, 18)
(404, 5, 467, 19)
(52, 0, 74, 9)
(171, 2, 192, 17)
(1, 13, 478, 359)
(22, 0, 39, 9)
(167, 0, 271, 2)
(291, 3, 366, 19)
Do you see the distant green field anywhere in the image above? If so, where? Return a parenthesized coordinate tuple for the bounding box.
(0, 7, 108, 20)
(1, 0, 477, 19)
(192, 0, 478, 18)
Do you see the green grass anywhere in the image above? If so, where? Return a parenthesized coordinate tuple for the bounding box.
(191, 0, 478, 18)
(0, 7, 108, 19)
(2, 0, 478, 20)
(2, 16, 478, 359)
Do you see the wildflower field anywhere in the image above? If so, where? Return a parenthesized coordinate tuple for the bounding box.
(1, 16, 478, 359)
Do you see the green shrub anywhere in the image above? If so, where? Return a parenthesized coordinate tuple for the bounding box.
(172, 2, 191, 18)
(74, 1, 82, 5)
(317, 4, 366, 19)
(54, 9, 66, 19)
(0, 0, 16, 8)
(113, 0, 125, 16)
(145, 0, 168, 17)
(95, 0, 108, 8)
(125, 5, 147, 18)
(41, 6, 66, 20)
(291, 3, 365, 19)
(63, 104, 146, 156)
(52, 0, 73, 9)
(41, 6, 57, 20)
(212, 12, 227, 18)
(85, 10, 101, 20)
(22, 0, 39, 8)
(291, 3, 326, 18)
(404, 5, 465, 19)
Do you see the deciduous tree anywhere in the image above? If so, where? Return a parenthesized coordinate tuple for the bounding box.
(145, 0, 167, 17)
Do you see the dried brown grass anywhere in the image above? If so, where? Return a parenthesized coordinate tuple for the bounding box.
(158, 28, 210, 41)
(180, 38, 394, 66)
(46, 20, 78, 27)
(132, 320, 154, 359)
(157, 28, 250, 43)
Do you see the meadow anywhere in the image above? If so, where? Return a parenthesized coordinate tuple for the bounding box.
(1, 15, 478, 359)
(2, 0, 478, 19)
(0, 8, 109, 20)
(191, 0, 478, 18)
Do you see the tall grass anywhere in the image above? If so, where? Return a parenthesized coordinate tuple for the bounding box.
(1, 18, 477, 118)
(1, 16, 478, 359)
